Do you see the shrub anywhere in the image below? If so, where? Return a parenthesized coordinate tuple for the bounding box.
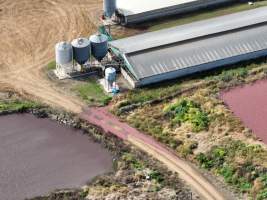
(122, 153, 144, 170)
(164, 99, 209, 132)
(257, 188, 267, 200)
(149, 170, 164, 183)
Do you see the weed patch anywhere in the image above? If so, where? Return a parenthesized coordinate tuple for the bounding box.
(73, 79, 111, 106)
(196, 140, 267, 198)
(0, 100, 40, 112)
(46, 60, 56, 70)
(164, 99, 209, 132)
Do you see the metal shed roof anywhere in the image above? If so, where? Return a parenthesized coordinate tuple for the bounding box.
(110, 7, 267, 54)
(116, 0, 197, 16)
(125, 24, 267, 80)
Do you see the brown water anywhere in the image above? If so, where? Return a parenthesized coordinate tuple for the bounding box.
(0, 114, 113, 200)
(221, 80, 267, 144)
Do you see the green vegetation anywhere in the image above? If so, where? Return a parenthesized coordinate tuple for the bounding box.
(0, 100, 40, 112)
(116, 83, 181, 107)
(73, 79, 112, 106)
(128, 111, 181, 149)
(121, 152, 164, 185)
(164, 99, 209, 132)
(148, 1, 267, 31)
(257, 174, 267, 200)
(196, 140, 267, 199)
(46, 60, 56, 70)
(122, 153, 145, 170)
(205, 63, 252, 83)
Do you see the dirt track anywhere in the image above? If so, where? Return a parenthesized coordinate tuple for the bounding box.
(0, 0, 103, 112)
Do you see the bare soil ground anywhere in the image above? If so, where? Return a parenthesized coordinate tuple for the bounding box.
(0, 0, 104, 113)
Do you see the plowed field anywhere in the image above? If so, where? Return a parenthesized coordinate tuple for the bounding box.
(0, 0, 103, 112)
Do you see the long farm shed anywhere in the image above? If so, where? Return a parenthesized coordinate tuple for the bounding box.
(116, 0, 234, 24)
(110, 7, 267, 88)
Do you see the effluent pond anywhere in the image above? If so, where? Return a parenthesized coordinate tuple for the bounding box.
(0, 113, 113, 200)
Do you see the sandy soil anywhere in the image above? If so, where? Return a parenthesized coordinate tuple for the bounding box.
(0, 0, 104, 113)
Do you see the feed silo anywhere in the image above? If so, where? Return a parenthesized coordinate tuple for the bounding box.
(90, 34, 108, 61)
(71, 38, 90, 65)
(55, 42, 73, 65)
(105, 67, 116, 90)
(103, 0, 117, 18)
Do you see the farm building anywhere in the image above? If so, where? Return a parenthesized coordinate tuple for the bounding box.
(115, 0, 234, 24)
(109, 7, 267, 88)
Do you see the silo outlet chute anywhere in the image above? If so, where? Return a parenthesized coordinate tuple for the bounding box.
(90, 34, 108, 61)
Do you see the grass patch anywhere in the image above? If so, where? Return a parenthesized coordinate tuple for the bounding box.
(0, 100, 40, 112)
(46, 60, 56, 70)
(122, 153, 145, 170)
(148, 1, 267, 31)
(164, 98, 209, 132)
(128, 111, 181, 149)
(205, 63, 250, 82)
(73, 79, 111, 106)
(116, 82, 181, 107)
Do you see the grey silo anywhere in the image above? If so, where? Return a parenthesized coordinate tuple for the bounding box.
(103, 0, 117, 18)
(55, 42, 73, 65)
(71, 38, 90, 65)
(90, 34, 108, 61)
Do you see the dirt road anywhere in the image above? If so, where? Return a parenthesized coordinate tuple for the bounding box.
(0, 0, 104, 112)
(81, 107, 231, 200)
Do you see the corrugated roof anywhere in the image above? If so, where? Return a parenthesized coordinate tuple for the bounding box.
(125, 24, 267, 80)
(110, 7, 267, 54)
(116, 0, 197, 16)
